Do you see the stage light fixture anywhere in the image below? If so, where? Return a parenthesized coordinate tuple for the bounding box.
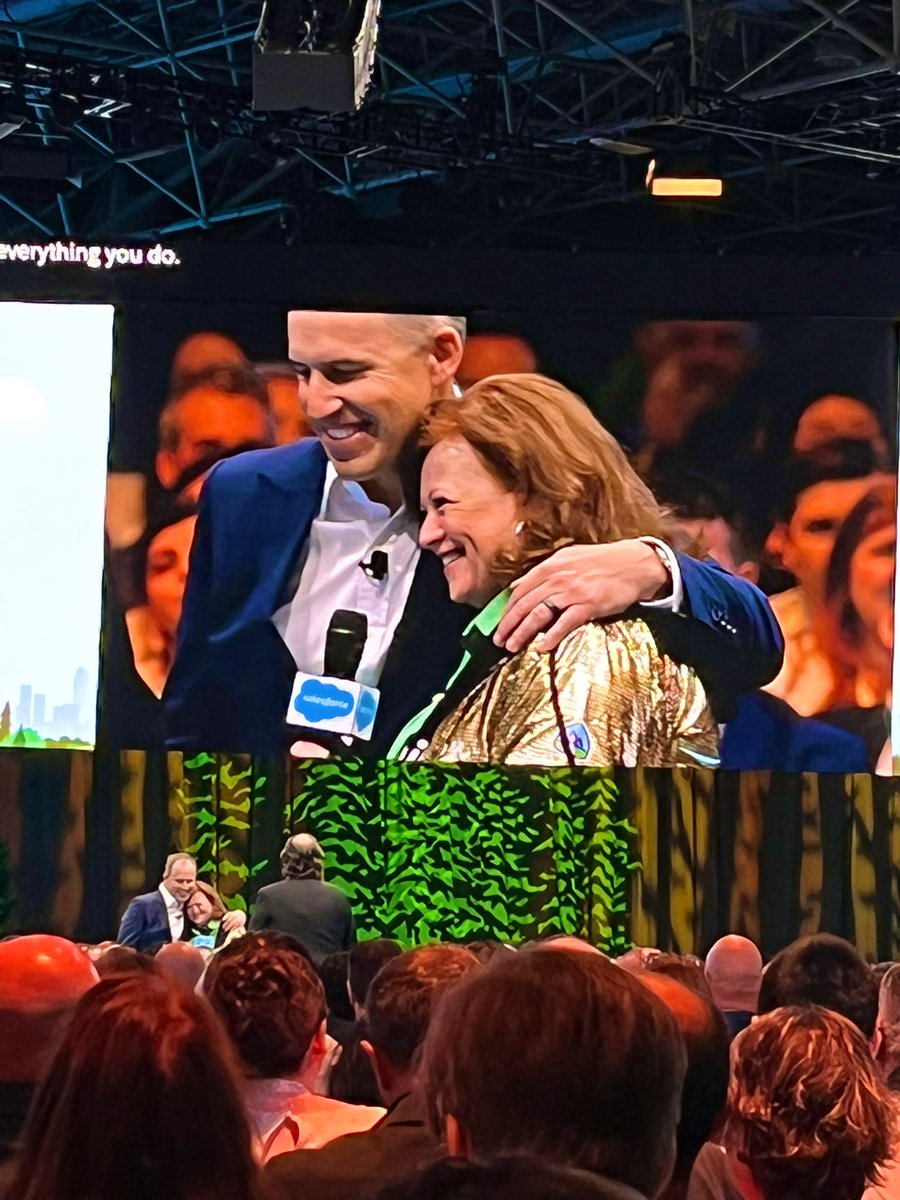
(645, 157, 723, 199)
(253, 0, 381, 113)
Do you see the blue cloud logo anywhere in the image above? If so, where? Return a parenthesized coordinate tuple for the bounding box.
(294, 679, 355, 724)
(355, 689, 378, 733)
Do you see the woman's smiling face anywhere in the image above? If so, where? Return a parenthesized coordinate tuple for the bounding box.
(419, 437, 520, 608)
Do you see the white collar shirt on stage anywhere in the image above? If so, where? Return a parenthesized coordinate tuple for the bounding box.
(158, 882, 184, 942)
(273, 463, 420, 687)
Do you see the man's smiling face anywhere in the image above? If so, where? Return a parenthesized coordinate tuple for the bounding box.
(288, 311, 455, 498)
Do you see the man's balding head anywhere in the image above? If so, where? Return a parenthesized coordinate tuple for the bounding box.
(155, 942, 206, 991)
(704, 935, 762, 1013)
(0, 935, 98, 1083)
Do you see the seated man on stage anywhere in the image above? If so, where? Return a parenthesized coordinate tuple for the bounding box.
(391, 374, 719, 765)
(164, 310, 782, 759)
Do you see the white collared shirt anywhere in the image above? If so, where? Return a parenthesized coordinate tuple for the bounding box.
(273, 465, 420, 686)
(158, 882, 184, 942)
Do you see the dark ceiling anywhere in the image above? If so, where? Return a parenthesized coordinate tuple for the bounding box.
(1, 0, 900, 251)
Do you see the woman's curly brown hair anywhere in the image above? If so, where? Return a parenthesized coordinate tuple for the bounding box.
(417, 373, 669, 587)
(722, 1005, 894, 1200)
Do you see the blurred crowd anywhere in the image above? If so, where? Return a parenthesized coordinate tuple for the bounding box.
(103, 319, 896, 768)
(5, 914, 900, 1200)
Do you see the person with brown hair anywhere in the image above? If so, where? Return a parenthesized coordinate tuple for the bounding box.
(203, 932, 383, 1162)
(420, 949, 686, 1199)
(185, 879, 247, 950)
(390, 373, 719, 766)
(688, 1006, 894, 1200)
(3, 973, 263, 1200)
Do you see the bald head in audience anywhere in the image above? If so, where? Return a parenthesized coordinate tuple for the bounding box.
(705, 935, 762, 1014)
(155, 942, 206, 990)
(0, 935, 98, 1085)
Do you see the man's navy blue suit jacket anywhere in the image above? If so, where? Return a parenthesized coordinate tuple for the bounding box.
(164, 439, 784, 758)
(117, 890, 172, 951)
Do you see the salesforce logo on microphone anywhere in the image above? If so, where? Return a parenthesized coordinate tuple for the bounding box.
(295, 680, 355, 724)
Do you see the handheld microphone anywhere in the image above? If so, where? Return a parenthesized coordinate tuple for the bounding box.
(359, 550, 389, 581)
(324, 609, 368, 679)
(286, 608, 380, 740)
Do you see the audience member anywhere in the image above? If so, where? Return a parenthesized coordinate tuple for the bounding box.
(640, 975, 729, 1200)
(154, 941, 206, 990)
(169, 330, 247, 388)
(421, 950, 686, 1199)
(123, 511, 197, 698)
(382, 1156, 648, 1200)
(256, 362, 312, 444)
(455, 333, 537, 389)
(267, 944, 478, 1200)
(318, 952, 355, 1044)
(764, 439, 891, 715)
(757, 932, 879, 1041)
(0, 936, 97, 1164)
(93, 945, 157, 978)
(329, 938, 404, 1106)
(793, 394, 889, 460)
(875, 963, 900, 1092)
(250, 835, 356, 964)
(688, 1006, 893, 1200)
(704, 936, 762, 1040)
(156, 363, 274, 498)
(643, 953, 714, 1004)
(117, 852, 198, 952)
(204, 932, 383, 1161)
(3, 973, 263, 1200)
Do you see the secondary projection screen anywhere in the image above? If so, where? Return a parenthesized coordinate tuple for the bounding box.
(0, 302, 114, 748)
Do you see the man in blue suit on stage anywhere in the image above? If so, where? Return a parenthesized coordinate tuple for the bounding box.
(164, 311, 783, 758)
(117, 852, 198, 951)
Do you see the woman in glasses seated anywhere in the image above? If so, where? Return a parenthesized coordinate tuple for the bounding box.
(391, 374, 719, 767)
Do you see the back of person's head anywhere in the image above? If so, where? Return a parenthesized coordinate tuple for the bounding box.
(534, 935, 604, 957)
(422, 949, 686, 1199)
(154, 942, 205, 991)
(758, 933, 878, 1039)
(879, 963, 900, 1027)
(639, 974, 729, 1193)
(279, 832, 325, 881)
(5, 973, 259, 1200)
(0, 935, 98, 1084)
(348, 938, 403, 1012)
(704, 935, 762, 1013)
(318, 951, 354, 1022)
(642, 952, 714, 1003)
(382, 1156, 646, 1200)
(94, 945, 157, 979)
(366, 945, 480, 1074)
(723, 1006, 892, 1200)
(203, 932, 325, 1079)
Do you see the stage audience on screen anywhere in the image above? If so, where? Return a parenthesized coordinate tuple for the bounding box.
(266, 944, 478, 1200)
(764, 438, 892, 717)
(256, 362, 313, 445)
(168, 329, 248, 388)
(793, 393, 890, 460)
(703, 935, 762, 1040)
(420, 949, 686, 1199)
(204, 931, 383, 1161)
(757, 932, 879, 1043)
(0, 936, 97, 1166)
(249, 835, 356, 964)
(455, 333, 537, 388)
(688, 1006, 893, 1200)
(639, 974, 729, 1200)
(2, 973, 264, 1200)
(820, 482, 895, 770)
(156, 363, 274, 501)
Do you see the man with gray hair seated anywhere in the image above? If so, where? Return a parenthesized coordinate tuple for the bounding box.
(249, 834, 355, 964)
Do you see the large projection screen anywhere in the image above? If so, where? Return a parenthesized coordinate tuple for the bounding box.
(0, 302, 114, 748)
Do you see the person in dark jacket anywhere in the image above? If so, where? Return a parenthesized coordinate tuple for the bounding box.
(249, 835, 355, 964)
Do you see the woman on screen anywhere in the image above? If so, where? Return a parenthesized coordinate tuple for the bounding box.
(394, 374, 718, 766)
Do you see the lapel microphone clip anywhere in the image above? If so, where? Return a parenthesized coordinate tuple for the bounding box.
(359, 549, 389, 581)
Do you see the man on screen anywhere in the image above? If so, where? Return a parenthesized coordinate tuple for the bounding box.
(164, 310, 782, 758)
